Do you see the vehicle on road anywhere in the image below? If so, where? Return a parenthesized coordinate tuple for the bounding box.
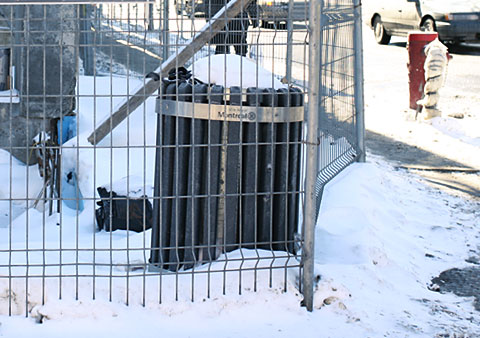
(364, 0, 480, 45)
(257, 0, 308, 27)
(175, 0, 206, 18)
(174, 0, 308, 27)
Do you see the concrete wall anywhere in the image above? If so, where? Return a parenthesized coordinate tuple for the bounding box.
(0, 5, 77, 164)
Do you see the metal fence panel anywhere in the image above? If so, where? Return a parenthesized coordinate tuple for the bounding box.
(0, 0, 363, 315)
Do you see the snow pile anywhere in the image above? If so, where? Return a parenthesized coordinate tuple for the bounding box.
(0, 70, 479, 336)
(430, 116, 480, 147)
(312, 157, 480, 336)
(62, 75, 158, 203)
(1, 151, 479, 337)
(0, 89, 20, 104)
(0, 150, 45, 225)
(189, 54, 285, 89)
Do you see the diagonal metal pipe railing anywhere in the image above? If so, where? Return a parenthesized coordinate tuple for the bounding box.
(87, 0, 253, 145)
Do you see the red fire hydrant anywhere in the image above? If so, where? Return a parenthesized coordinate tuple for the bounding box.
(407, 32, 439, 110)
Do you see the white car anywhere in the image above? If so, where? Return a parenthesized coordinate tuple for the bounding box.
(364, 0, 480, 44)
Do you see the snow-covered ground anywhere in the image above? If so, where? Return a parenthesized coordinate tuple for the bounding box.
(364, 34, 480, 171)
(0, 41, 479, 337)
(1, 152, 479, 337)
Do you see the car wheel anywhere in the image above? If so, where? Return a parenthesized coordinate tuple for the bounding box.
(174, 0, 182, 15)
(275, 21, 287, 30)
(373, 16, 391, 45)
(186, 3, 194, 18)
(421, 18, 436, 32)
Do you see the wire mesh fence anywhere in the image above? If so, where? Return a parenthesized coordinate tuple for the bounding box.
(0, 0, 363, 315)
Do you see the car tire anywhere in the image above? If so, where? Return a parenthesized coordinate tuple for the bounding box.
(373, 16, 391, 45)
(181, 1, 192, 18)
(274, 21, 286, 30)
(261, 20, 271, 29)
(174, 0, 182, 15)
(421, 18, 436, 32)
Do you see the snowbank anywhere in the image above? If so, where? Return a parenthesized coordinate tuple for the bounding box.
(1, 152, 479, 337)
(0, 72, 479, 337)
(189, 54, 285, 89)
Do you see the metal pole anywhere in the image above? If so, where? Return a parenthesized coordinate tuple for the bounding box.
(148, 2, 154, 31)
(353, 0, 365, 162)
(162, 0, 169, 60)
(303, 0, 322, 312)
(285, 0, 294, 83)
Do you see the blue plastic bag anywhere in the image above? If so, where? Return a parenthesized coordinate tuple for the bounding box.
(57, 116, 84, 211)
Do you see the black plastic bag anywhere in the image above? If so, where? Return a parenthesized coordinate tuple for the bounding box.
(95, 187, 153, 232)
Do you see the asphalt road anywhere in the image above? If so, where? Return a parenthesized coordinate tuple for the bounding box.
(362, 28, 480, 200)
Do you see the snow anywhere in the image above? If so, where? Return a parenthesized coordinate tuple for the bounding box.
(364, 36, 480, 170)
(0, 89, 20, 104)
(431, 117, 480, 147)
(1, 154, 479, 337)
(190, 54, 286, 89)
(0, 50, 479, 337)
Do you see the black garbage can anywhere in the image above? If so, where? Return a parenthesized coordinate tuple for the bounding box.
(150, 86, 304, 272)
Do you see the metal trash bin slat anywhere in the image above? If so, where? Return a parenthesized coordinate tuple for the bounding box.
(150, 98, 303, 272)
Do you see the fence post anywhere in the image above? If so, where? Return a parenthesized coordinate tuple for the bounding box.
(354, 0, 365, 162)
(148, 2, 154, 31)
(285, 0, 294, 83)
(80, 4, 94, 76)
(303, 0, 322, 312)
(162, 0, 169, 60)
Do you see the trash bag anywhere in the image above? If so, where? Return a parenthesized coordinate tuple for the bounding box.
(95, 187, 153, 232)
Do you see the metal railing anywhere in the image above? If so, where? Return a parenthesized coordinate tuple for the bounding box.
(0, 0, 363, 315)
